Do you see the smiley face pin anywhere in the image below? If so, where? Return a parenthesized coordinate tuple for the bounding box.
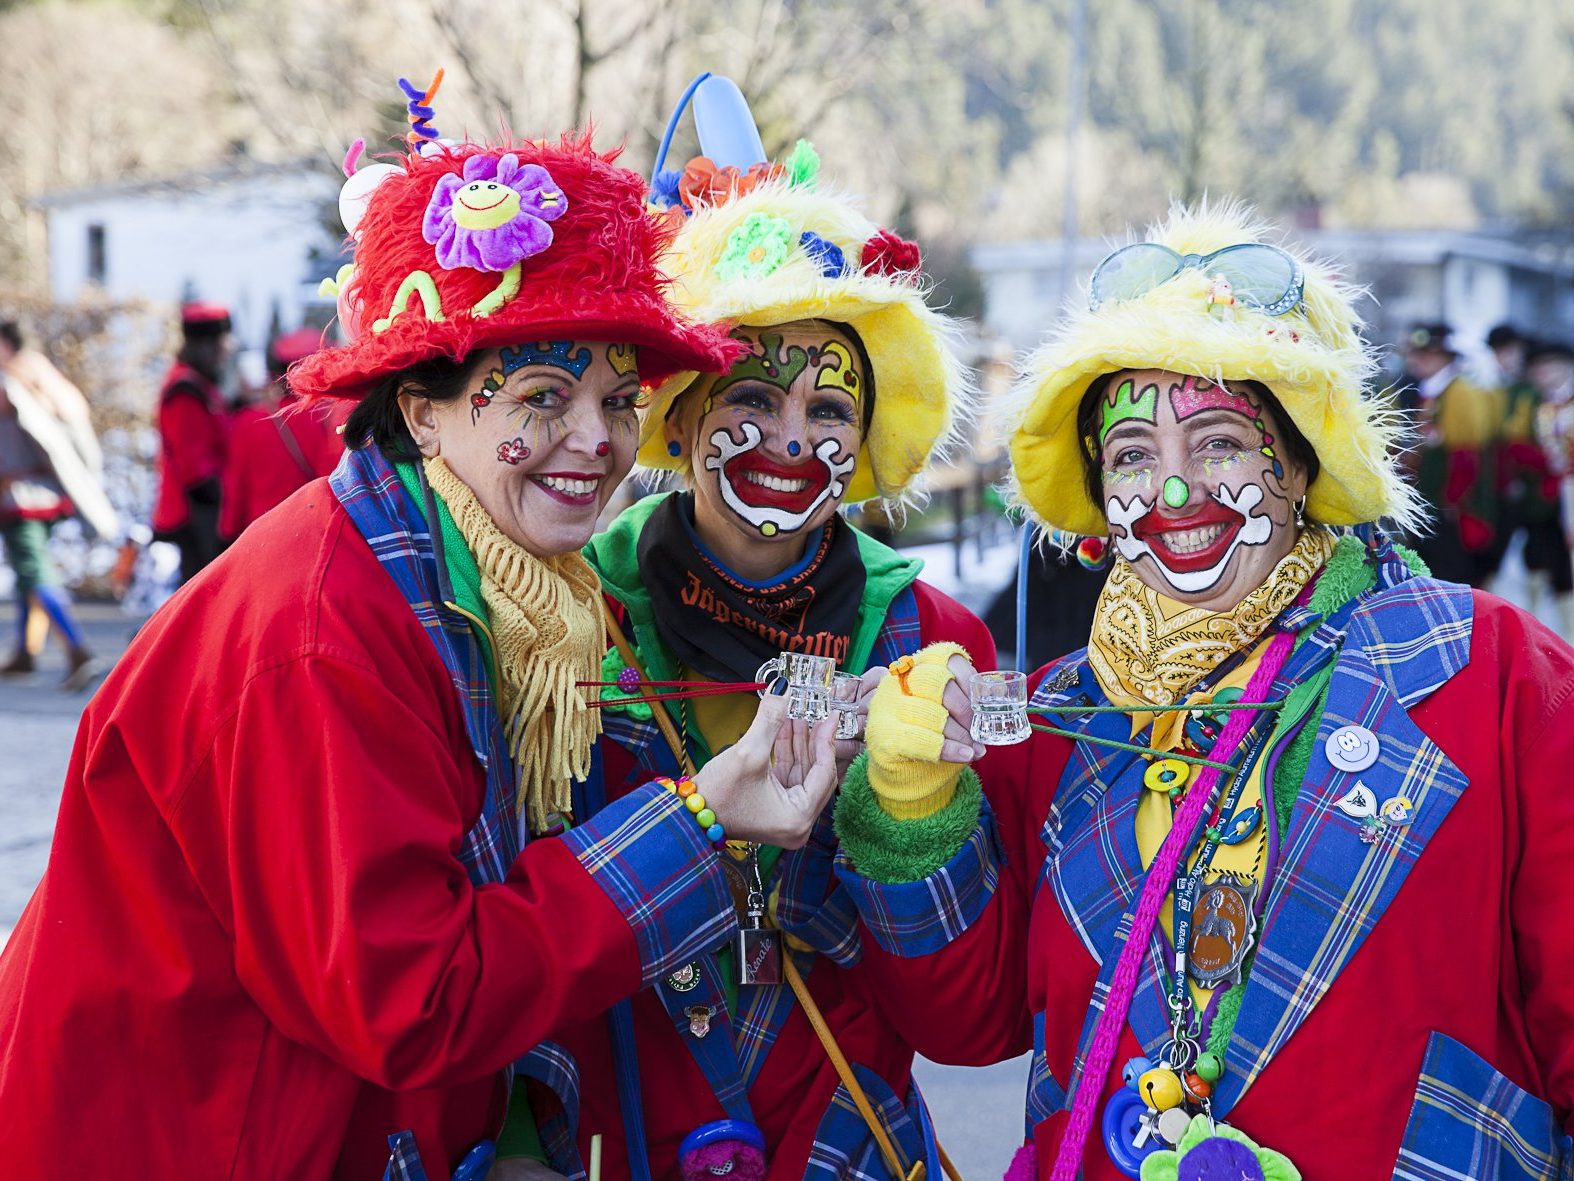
(1325, 724, 1380, 773)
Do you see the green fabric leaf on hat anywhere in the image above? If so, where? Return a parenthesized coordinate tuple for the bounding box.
(597, 646, 653, 720)
(715, 212, 795, 281)
(1139, 1153, 1180, 1181)
(785, 139, 820, 188)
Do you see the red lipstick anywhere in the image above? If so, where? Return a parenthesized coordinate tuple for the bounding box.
(1131, 501, 1245, 573)
(725, 454, 831, 514)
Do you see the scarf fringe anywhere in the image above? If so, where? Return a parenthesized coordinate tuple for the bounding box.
(424, 457, 605, 833)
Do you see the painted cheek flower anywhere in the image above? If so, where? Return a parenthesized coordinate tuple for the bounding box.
(497, 437, 532, 465)
(423, 153, 568, 273)
(714, 213, 795, 281)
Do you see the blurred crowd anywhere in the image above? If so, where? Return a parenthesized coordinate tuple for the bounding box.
(0, 303, 347, 688)
(1397, 321, 1574, 635)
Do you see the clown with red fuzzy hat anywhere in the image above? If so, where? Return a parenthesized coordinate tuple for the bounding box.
(0, 76, 846, 1180)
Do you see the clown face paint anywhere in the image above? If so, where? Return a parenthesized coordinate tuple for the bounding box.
(703, 424, 855, 536)
(680, 322, 865, 579)
(1098, 368, 1308, 609)
(399, 341, 640, 556)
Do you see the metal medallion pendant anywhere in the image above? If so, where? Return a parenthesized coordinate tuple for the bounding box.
(1187, 880, 1258, 987)
(665, 961, 702, 993)
(733, 926, 782, 986)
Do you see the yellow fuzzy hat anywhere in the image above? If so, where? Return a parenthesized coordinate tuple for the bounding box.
(1003, 202, 1420, 537)
(638, 172, 972, 504)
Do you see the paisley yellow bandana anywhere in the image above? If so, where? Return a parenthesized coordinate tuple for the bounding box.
(1088, 526, 1334, 713)
(425, 456, 605, 834)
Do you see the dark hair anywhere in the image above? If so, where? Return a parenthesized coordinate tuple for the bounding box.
(834, 320, 878, 435)
(0, 321, 21, 353)
(342, 352, 481, 458)
(1074, 373, 1321, 516)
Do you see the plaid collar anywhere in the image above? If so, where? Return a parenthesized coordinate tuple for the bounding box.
(1035, 536, 1473, 1114)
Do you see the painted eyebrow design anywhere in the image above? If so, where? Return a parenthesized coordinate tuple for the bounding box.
(1180, 407, 1260, 429)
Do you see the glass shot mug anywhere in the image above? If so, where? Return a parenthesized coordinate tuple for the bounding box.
(830, 672, 864, 740)
(969, 670, 1031, 746)
(755, 651, 837, 723)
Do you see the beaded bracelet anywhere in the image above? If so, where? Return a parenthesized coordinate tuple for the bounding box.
(655, 775, 726, 844)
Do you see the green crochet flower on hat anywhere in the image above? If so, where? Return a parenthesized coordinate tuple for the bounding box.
(715, 212, 794, 281)
(598, 647, 653, 720)
(1140, 1115, 1300, 1181)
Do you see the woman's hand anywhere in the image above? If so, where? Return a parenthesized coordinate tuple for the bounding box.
(691, 692, 838, 848)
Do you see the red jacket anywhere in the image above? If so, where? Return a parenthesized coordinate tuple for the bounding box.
(153, 361, 230, 533)
(855, 582, 1574, 1179)
(562, 577, 997, 1180)
(0, 480, 725, 1179)
(219, 393, 349, 540)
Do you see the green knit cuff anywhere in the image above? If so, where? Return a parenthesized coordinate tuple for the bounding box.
(834, 751, 983, 883)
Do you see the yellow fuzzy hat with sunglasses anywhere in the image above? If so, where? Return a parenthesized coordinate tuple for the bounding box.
(637, 75, 971, 504)
(1004, 202, 1422, 537)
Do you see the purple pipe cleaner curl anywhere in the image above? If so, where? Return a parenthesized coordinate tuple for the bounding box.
(422, 153, 569, 273)
(398, 76, 440, 140)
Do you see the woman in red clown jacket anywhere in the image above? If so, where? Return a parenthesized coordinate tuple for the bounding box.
(0, 91, 842, 1180)
(827, 205, 1574, 1181)
(514, 79, 996, 1181)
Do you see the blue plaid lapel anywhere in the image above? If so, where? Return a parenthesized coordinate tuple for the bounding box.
(330, 446, 519, 881)
(1030, 660, 1172, 1090)
(1220, 574, 1473, 1110)
(654, 953, 755, 1121)
(334, 445, 559, 1121)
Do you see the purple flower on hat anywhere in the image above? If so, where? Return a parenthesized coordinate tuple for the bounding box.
(422, 153, 568, 273)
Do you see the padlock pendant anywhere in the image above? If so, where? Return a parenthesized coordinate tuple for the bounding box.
(734, 925, 781, 985)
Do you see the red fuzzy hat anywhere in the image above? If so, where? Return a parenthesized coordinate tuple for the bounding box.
(291, 132, 739, 400)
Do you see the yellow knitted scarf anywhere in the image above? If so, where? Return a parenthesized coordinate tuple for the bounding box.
(1087, 526, 1334, 714)
(424, 457, 605, 833)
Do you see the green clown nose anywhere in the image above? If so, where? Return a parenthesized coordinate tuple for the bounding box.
(1162, 476, 1189, 508)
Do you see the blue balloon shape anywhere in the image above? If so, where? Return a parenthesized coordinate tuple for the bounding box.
(693, 75, 767, 170)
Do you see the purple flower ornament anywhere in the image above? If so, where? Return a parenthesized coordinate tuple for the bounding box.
(423, 153, 568, 273)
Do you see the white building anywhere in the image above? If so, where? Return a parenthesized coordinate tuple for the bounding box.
(973, 228, 1574, 364)
(37, 158, 341, 351)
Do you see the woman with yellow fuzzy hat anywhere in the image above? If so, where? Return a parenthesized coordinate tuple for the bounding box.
(831, 203, 1574, 1180)
(537, 77, 996, 1181)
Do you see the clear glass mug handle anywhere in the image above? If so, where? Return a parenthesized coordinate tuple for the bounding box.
(755, 657, 784, 698)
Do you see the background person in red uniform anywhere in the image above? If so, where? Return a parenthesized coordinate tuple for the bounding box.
(834, 205, 1574, 1180)
(0, 106, 847, 1179)
(153, 299, 232, 582)
(219, 325, 350, 542)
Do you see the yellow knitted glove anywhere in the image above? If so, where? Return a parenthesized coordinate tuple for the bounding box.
(863, 642, 971, 820)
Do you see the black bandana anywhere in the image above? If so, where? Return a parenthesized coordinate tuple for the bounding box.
(638, 493, 866, 684)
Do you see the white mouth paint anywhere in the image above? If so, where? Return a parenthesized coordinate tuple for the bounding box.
(1107, 483, 1274, 594)
(703, 421, 856, 537)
